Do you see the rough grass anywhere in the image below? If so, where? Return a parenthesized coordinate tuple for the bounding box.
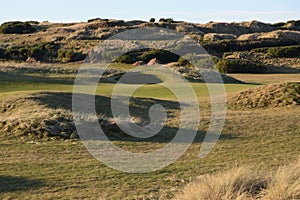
(173, 167, 267, 200)
(0, 94, 75, 139)
(1, 66, 300, 199)
(174, 159, 300, 200)
(1, 107, 300, 199)
(263, 160, 300, 200)
(1, 92, 300, 199)
(229, 82, 300, 108)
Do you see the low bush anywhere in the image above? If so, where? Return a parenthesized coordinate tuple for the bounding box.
(159, 18, 175, 23)
(4, 46, 28, 60)
(114, 54, 136, 64)
(215, 59, 267, 73)
(114, 49, 179, 64)
(267, 46, 300, 57)
(4, 42, 60, 62)
(87, 18, 109, 23)
(0, 21, 35, 34)
(177, 57, 189, 66)
(203, 39, 297, 55)
(57, 49, 86, 62)
(57, 50, 75, 62)
(251, 45, 300, 58)
(271, 22, 286, 27)
(0, 48, 4, 58)
(137, 49, 179, 63)
(149, 18, 155, 23)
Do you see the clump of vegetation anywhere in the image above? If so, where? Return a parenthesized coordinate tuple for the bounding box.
(57, 49, 75, 62)
(174, 160, 300, 200)
(174, 167, 267, 200)
(286, 20, 300, 26)
(0, 48, 6, 59)
(0, 94, 76, 139)
(3, 43, 85, 62)
(271, 22, 286, 28)
(0, 21, 36, 34)
(137, 49, 179, 63)
(4, 42, 60, 62)
(159, 18, 175, 23)
(149, 18, 155, 23)
(87, 18, 109, 23)
(215, 59, 266, 73)
(114, 49, 179, 64)
(203, 39, 296, 55)
(251, 45, 300, 58)
(114, 54, 136, 64)
(230, 82, 300, 108)
(177, 57, 190, 67)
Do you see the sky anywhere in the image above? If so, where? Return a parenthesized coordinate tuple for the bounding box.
(1, 0, 300, 24)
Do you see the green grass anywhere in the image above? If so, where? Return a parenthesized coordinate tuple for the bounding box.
(1, 107, 299, 199)
(0, 72, 258, 99)
(1, 69, 299, 199)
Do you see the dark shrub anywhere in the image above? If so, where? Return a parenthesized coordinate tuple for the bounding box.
(149, 18, 155, 23)
(58, 50, 75, 62)
(271, 22, 285, 27)
(267, 46, 300, 57)
(203, 39, 297, 55)
(0, 48, 5, 58)
(57, 50, 85, 62)
(113, 49, 179, 64)
(30, 42, 59, 61)
(4, 46, 28, 60)
(177, 57, 189, 66)
(0, 21, 35, 34)
(159, 18, 175, 23)
(251, 46, 300, 58)
(4, 42, 60, 62)
(88, 18, 101, 23)
(215, 59, 267, 73)
(26, 21, 39, 24)
(87, 18, 109, 23)
(114, 54, 135, 64)
(137, 49, 179, 63)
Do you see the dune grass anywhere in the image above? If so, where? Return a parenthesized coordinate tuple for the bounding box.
(174, 159, 300, 200)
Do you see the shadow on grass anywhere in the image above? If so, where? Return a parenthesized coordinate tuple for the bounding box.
(0, 72, 74, 85)
(29, 91, 236, 143)
(0, 176, 45, 193)
(264, 65, 300, 74)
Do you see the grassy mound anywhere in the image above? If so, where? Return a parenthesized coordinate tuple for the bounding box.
(230, 82, 300, 108)
(0, 91, 180, 140)
(174, 159, 300, 200)
(0, 93, 75, 139)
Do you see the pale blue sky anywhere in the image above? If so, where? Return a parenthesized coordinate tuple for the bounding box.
(1, 0, 300, 24)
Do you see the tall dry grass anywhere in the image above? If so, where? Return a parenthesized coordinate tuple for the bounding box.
(262, 160, 300, 200)
(174, 159, 300, 200)
(173, 167, 266, 200)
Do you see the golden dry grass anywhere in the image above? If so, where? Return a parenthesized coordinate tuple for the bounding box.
(174, 159, 300, 200)
(173, 167, 266, 200)
(262, 160, 300, 200)
(229, 82, 300, 108)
